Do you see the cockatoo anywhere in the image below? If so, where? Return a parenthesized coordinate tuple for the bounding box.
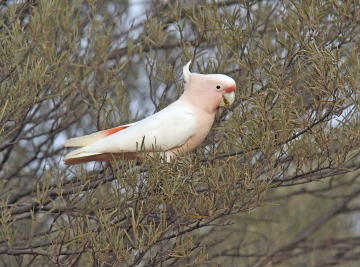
(64, 61, 236, 165)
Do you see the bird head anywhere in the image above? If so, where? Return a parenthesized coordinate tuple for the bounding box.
(183, 61, 236, 109)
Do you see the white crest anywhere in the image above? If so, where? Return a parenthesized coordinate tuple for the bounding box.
(183, 61, 192, 82)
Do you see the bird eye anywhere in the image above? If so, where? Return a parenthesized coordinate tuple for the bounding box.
(216, 85, 221, 90)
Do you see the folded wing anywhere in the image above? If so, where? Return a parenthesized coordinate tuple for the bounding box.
(64, 124, 135, 147)
(64, 106, 196, 165)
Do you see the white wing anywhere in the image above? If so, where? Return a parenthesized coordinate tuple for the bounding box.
(73, 104, 196, 155)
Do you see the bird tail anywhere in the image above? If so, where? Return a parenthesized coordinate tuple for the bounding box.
(63, 123, 136, 165)
(64, 150, 137, 165)
(63, 147, 101, 165)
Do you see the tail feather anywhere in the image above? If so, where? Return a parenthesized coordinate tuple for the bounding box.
(64, 147, 88, 159)
(64, 146, 105, 165)
(63, 151, 139, 165)
(64, 153, 105, 165)
(64, 123, 138, 165)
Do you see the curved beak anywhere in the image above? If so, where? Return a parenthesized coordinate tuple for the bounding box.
(220, 91, 236, 107)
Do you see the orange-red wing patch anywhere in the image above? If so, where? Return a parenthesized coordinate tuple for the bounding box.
(101, 125, 129, 137)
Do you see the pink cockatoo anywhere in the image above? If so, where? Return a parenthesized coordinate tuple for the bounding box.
(64, 61, 236, 165)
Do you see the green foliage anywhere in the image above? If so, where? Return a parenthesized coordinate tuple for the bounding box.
(1, 0, 360, 266)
